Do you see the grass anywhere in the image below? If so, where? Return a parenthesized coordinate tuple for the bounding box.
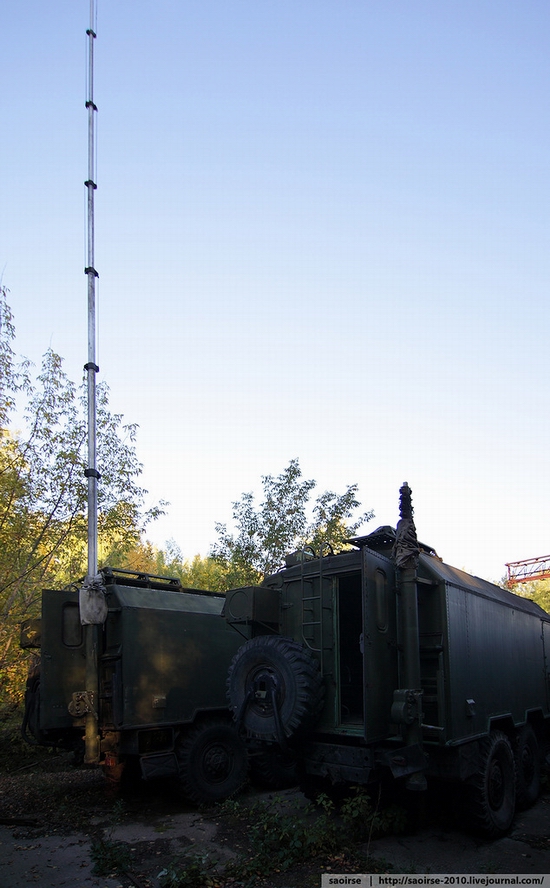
(0, 703, 56, 772)
(156, 789, 399, 888)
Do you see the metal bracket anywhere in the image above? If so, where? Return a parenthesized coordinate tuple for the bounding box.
(233, 673, 287, 749)
(391, 688, 423, 726)
(68, 691, 97, 719)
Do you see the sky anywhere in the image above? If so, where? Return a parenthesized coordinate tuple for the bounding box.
(1, 1, 549, 583)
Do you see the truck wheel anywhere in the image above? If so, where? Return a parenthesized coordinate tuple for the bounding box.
(21, 673, 41, 744)
(176, 719, 248, 804)
(227, 636, 324, 741)
(464, 731, 516, 837)
(250, 748, 298, 789)
(515, 725, 540, 810)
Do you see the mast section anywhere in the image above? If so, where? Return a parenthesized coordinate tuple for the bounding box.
(85, 0, 99, 577)
(83, 0, 101, 765)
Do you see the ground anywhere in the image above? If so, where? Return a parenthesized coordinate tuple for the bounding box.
(1, 737, 550, 888)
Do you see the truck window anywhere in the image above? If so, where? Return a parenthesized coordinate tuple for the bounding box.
(62, 603, 83, 647)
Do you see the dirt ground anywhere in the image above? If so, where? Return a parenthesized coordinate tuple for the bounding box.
(1, 754, 549, 888)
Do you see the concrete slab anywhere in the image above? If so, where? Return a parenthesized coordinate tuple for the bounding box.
(0, 827, 123, 888)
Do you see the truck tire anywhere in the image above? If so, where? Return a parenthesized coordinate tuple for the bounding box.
(464, 731, 516, 837)
(176, 719, 248, 804)
(21, 672, 41, 745)
(227, 635, 324, 741)
(250, 748, 298, 789)
(515, 725, 540, 810)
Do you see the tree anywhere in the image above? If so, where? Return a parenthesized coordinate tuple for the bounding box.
(511, 579, 550, 614)
(0, 286, 165, 703)
(113, 538, 230, 593)
(210, 458, 373, 588)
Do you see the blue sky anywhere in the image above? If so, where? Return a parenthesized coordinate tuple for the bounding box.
(1, 1, 549, 582)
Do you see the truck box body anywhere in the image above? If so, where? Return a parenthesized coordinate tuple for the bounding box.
(101, 583, 241, 730)
(416, 555, 550, 744)
(225, 519, 550, 835)
(234, 543, 550, 747)
(39, 574, 242, 737)
(24, 569, 252, 803)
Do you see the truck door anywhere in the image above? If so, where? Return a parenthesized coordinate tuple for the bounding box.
(362, 549, 398, 743)
(40, 590, 86, 731)
(338, 572, 364, 725)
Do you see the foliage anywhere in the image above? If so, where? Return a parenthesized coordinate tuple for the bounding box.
(511, 578, 550, 614)
(91, 799, 130, 876)
(339, 786, 407, 842)
(109, 539, 230, 592)
(0, 702, 54, 772)
(0, 286, 165, 706)
(0, 287, 30, 428)
(158, 851, 222, 888)
(90, 838, 132, 877)
(209, 790, 394, 886)
(211, 458, 373, 587)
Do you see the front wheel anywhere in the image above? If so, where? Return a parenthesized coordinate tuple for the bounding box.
(463, 731, 516, 837)
(176, 719, 248, 804)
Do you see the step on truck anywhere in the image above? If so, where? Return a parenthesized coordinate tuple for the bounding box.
(225, 483, 550, 836)
(21, 568, 251, 803)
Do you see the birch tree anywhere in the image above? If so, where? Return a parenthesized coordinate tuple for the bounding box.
(0, 286, 165, 701)
(211, 458, 373, 588)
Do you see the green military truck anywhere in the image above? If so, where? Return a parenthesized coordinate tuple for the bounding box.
(21, 567, 250, 803)
(21, 483, 550, 831)
(225, 484, 550, 836)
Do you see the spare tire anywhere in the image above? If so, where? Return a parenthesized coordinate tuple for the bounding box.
(227, 635, 324, 741)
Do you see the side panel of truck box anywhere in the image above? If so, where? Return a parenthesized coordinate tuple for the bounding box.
(420, 556, 550, 741)
(108, 586, 244, 729)
(40, 590, 85, 731)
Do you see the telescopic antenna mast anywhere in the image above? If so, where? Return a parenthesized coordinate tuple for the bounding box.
(85, 0, 99, 576)
(83, 0, 101, 765)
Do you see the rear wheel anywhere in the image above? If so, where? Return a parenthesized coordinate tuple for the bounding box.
(22, 672, 41, 745)
(176, 719, 248, 804)
(250, 747, 298, 789)
(515, 725, 540, 810)
(463, 731, 516, 837)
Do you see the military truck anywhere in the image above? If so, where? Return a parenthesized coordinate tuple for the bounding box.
(225, 483, 550, 836)
(21, 567, 250, 803)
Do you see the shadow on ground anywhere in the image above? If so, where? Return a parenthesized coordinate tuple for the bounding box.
(1, 759, 550, 888)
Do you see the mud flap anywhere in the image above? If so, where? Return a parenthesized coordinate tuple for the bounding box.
(140, 751, 179, 780)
